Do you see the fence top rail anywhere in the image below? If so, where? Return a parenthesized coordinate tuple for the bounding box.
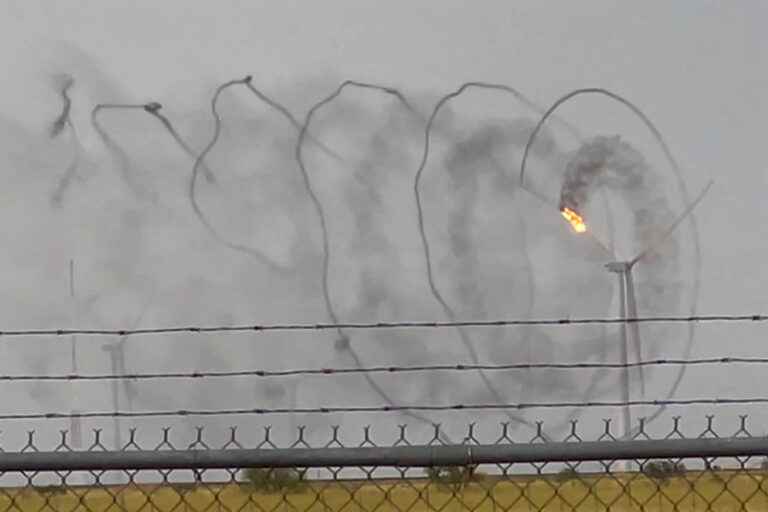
(1, 437, 767, 472)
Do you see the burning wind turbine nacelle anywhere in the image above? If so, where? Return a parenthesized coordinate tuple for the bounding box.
(560, 206, 587, 233)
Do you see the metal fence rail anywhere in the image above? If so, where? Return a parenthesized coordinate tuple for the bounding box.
(1, 418, 768, 511)
(4, 437, 768, 472)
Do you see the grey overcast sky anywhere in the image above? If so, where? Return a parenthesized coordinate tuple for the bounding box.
(0, 1, 766, 447)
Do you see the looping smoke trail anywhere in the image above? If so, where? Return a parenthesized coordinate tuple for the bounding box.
(413, 82, 579, 439)
(49, 74, 83, 207)
(190, 77, 293, 275)
(50, 74, 74, 138)
(485, 155, 546, 416)
(519, 88, 703, 438)
(51, 145, 81, 208)
(295, 80, 419, 337)
(141, 102, 216, 184)
(241, 81, 345, 164)
(296, 80, 454, 442)
(91, 103, 160, 204)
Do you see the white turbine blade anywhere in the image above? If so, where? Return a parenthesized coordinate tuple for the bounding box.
(630, 180, 713, 267)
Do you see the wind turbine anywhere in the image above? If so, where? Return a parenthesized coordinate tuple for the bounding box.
(560, 181, 712, 441)
(101, 290, 154, 450)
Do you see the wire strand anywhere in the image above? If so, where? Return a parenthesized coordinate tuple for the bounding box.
(3, 357, 766, 382)
(1, 314, 763, 338)
(3, 398, 766, 421)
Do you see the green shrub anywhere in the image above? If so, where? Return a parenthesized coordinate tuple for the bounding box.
(642, 461, 687, 486)
(423, 465, 485, 490)
(38, 485, 67, 497)
(241, 467, 306, 492)
(556, 467, 580, 483)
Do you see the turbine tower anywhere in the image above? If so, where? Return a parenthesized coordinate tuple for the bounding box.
(604, 259, 640, 442)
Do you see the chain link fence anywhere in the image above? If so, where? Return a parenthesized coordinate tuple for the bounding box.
(1, 416, 768, 511)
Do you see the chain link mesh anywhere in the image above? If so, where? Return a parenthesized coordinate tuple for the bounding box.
(0, 417, 766, 511)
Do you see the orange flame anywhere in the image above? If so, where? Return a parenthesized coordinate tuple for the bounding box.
(561, 207, 587, 233)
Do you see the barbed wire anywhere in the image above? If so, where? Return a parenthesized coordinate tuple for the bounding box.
(2, 398, 767, 421)
(2, 356, 767, 383)
(0, 314, 765, 338)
